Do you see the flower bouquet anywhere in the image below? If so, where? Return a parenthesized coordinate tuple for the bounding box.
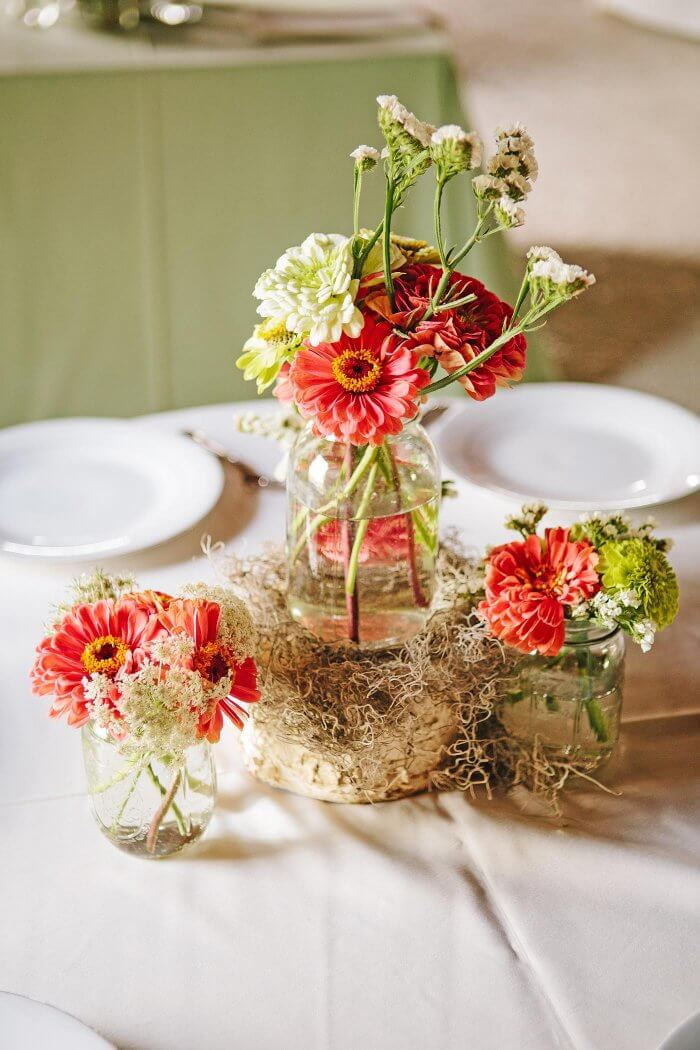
(237, 94, 596, 648)
(30, 571, 259, 857)
(477, 505, 679, 765)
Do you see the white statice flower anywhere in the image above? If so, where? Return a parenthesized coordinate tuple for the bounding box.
(502, 171, 531, 202)
(472, 173, 509, 200)
(485, 123, 537, 209)
(505, 502, 548, 536)
(377, 94, 436, 149)
(182, 583, 256, 661)
(430, 124, 483, 179)
(235, 408, 303, 450)
(350, 144, 380, 172)
(528, 253, 596, 299)
(527, 245, 562, 265)
(494, 195, 525, 229)
(254, 233, 363, 346)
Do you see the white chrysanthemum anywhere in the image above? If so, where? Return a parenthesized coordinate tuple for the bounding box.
(350, 144, 380, 171)
(495, 195, 525, 228)
(472, 173, 509, 200)
(254, 233, 363, 346)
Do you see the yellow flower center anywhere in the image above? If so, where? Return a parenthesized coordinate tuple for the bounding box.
(331, 348, 382, 393)
(260, 319, 291, 345)
(81, 635, 129, 677)
(193, 641, 235, 684)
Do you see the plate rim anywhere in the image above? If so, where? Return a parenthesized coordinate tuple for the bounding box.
(435, 383, 700, 510)
(0, 416, 224, 560)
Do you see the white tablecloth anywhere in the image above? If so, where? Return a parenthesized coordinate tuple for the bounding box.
(1, 401, 699, 1050)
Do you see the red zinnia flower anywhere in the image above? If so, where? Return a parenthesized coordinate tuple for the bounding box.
(478, 527, 600, 656)
(288, 314, 430, 446)
(315, 515, 412, 565)
(365, 263, 526, 402)
(149, 598, 260, 743)
(30, 599, 152, 726)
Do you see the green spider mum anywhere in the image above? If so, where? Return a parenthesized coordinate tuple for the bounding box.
(599, 539, 679, 630)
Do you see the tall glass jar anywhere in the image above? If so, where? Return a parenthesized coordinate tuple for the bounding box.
(286, 421, 440, 648)
(81, 724, 216, 858)
(500, 623, 625, 768)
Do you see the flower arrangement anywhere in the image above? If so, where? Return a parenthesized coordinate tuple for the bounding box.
(476, 506, 679, 764)
(236, 94, 596, 646)
(30, 570, 259, 855)
(477, 504, 679, 656)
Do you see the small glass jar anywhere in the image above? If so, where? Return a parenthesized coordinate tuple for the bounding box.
(286, 421, 440, 648)
(500, 622, 625, 768)
(81, 724, 216, 858)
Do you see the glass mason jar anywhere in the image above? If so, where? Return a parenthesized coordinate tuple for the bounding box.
(286, 420, 441, 648)
(500, 623, 625, 767)
(81, 724, 216, 858)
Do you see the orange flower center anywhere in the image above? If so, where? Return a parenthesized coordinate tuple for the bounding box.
(193, 641, 235, 684)
(331, 348, 382, 393)
(520, 565, 565, 595)
(81, 635, 128, 677)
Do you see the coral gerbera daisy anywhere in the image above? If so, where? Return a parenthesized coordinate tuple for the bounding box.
(315, 515, 412, 565)
(364, 263, 526, 402)
(30, 599, 152, 726)
(288, 314, 430, 445)
(478, 527, 600, 656)
(150, 598, 260, 743)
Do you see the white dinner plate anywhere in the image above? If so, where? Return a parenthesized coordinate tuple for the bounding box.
(436, 383, 700, 510)
(0, 992, 115, 1049)
(0, 418, 224, 560)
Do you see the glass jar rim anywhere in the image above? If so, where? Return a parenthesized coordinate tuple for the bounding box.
(563, 620, 621, 644)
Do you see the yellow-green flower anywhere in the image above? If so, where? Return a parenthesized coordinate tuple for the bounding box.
(237, 319, 301, 392)
(599, 539, 679, 630)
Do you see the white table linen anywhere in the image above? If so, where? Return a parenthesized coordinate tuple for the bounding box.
(1, 401, 698, 1050)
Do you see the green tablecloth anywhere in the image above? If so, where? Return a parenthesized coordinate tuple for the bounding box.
(1, 42, 549, 427)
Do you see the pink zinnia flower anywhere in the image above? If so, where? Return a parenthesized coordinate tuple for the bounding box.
(288, 314, 430, 445)
(30, 599, 152, 726)
(478, 527, 600, 656)
(149, 598, 260, 743)
(364, 263, 526, 402)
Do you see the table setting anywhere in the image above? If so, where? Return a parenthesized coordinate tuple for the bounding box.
(1, 91, 699, 1050)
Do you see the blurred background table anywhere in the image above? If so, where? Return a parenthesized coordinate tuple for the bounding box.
(1, 17, 552, 429)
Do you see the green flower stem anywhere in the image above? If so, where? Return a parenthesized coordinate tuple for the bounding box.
(146, 767, 183, 854)
(289, 444, 379, 565)
(434, 177, 448, 267)
(383, 177, 396, 309)
(576, 647, 609, 744)
(92, 751, 143, 794)
(342, 443, 360, 643)
(353, 167, 362, 237)
(344, 457, 381, 599)
(511, 271, 531, 321)
(110, 765, 144, 832)
(353, 220, 384, 279)
(381, 443, 428, 608)
(146, 763, 187, 837)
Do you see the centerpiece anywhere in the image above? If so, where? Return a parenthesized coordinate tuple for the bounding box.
(30, 570, 260, 857)
(237, 94, 595, 648)
(477, 505, 679, 768)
